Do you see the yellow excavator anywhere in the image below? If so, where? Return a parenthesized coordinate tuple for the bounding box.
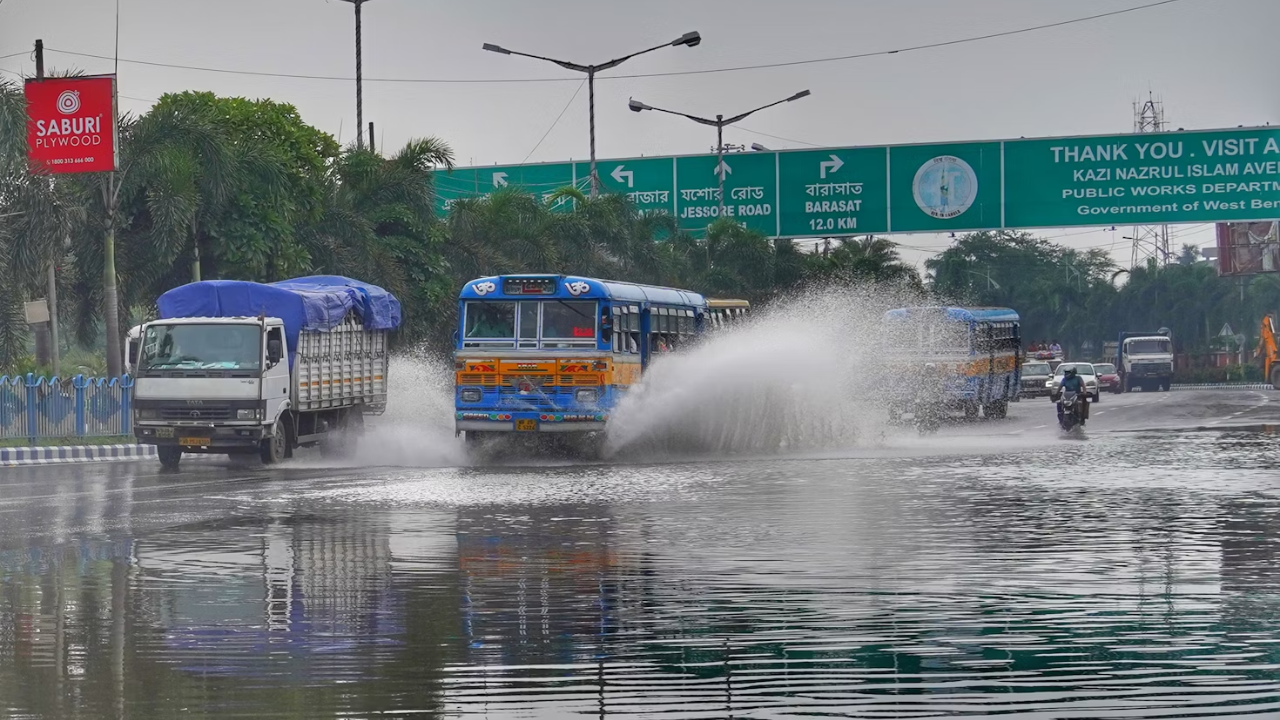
(1259, 314, 1279, 388)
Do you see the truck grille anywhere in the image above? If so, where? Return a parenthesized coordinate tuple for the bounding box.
(159, 406, 233, 420)
(1132, 363, 1172, 376)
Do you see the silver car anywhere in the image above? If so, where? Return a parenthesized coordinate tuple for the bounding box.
(1020, 361, 1053, 398)
(1047, 362, 1100, 402)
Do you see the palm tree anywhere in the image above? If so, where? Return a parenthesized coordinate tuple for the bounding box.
(306, 137, 454, 343)
(0, 79, 83, 369)
(53, 101, 256, 375)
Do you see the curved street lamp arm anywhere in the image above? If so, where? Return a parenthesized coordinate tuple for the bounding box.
(722, 91, 809, 126)
(641, 104, 721, 128)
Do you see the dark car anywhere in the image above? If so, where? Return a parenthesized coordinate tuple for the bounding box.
(1019, 361, 1053, 398)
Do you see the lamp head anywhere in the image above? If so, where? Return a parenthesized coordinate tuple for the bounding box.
(628, 98, 650, 113)
(482, 43, 511, 55)
(673, 31, 701, 47)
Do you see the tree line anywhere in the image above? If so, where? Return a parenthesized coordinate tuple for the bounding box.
(2, 80, 1273, 378)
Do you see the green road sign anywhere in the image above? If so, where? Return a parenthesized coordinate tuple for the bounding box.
(888, 142, 1003, 232)
(431, 126, 1280, 237)
(577, 157, 675, 215)
(778, 147, 888, 236)
(674, 152, 776, 235)
(435, 162, 578, 215)
(1004, 129, 1280, 227)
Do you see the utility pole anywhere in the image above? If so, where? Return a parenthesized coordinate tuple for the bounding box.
(338, 0, 372, 149)
(34, 39, 60, 374)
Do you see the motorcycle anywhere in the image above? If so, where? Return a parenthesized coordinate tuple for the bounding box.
(915, 399, 942, 434)
(1057, 390, 1085, 432)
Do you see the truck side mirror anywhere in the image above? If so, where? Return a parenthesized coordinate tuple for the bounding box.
(267, 338, 284, 365)
(127, 341, 138, 366)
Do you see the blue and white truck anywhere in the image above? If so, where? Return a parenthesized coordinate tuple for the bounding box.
(131, 276, 401, 469)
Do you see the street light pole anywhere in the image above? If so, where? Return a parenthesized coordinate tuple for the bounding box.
(483, 32, 701, 198)
(338, 0, 372, 149)
(628, 90, 811, 214)
(716, 115, 725, 214)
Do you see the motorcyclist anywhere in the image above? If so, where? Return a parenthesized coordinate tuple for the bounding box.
(915, 363, 943, 432)
(1057, 367, 1089, 423)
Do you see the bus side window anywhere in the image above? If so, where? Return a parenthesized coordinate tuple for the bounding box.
(612, 307, 626, 353)
(626, 306, 640, 354)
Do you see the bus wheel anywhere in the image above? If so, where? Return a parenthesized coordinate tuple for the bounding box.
(964, 402, 979, 419)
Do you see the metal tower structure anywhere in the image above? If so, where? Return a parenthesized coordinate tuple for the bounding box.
(1130, 94, 1171, 267)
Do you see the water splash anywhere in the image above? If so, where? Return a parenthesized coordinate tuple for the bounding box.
(604, 283, 926, 458)
(322, 350, 468, 468)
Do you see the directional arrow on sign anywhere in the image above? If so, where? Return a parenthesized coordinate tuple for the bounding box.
(492, 172, 508, 188)
(713, 159, 732, 180)
(611, 165, 634, 188)
(819, 154, 844, 179)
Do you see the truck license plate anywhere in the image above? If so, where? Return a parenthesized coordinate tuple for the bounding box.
(515, 419, 537, 432)
(155, 427, 174, 438)
(179, 437, 210, 447)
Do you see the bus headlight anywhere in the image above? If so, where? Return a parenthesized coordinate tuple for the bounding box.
(575, 388, 598, 404)
(460, 389, 482, 403)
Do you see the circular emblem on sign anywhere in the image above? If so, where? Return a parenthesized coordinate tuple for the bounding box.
(912, 155, 978, 220)
(56, 90, 81, 115)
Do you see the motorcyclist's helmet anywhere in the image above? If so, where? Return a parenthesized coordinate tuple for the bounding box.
(923, 363, 937, 373)
(1064, 367, 1077, 377)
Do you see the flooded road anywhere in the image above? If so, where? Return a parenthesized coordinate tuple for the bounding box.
(2, 389, 1280, 718)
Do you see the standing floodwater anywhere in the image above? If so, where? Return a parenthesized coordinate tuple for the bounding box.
(2, 386, 1280, 718)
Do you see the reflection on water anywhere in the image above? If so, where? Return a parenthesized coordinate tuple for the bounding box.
(1, 431, 1279, 717)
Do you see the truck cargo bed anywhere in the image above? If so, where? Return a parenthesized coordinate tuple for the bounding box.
(294, 315, 390, 412)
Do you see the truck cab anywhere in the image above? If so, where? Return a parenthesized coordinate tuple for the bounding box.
(1117, 332, 1174, 392)
(132, 317, 290, 467)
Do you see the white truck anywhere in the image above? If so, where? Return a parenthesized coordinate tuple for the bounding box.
(1115, 330, 1174, 392)
(131, 276, 400, 470)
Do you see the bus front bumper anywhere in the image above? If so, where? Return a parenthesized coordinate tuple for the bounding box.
(456, 411, 608, 434)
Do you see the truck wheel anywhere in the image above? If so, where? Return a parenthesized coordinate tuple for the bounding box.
(1270, 367, 1280, 389)
(964, 402, 979, 419)
(157, 446, 182, 470)
(260, 425, 286, 465)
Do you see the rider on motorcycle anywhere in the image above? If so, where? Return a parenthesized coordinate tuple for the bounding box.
(1057, 367, 1089, 422)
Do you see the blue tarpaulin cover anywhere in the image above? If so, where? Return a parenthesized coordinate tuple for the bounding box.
(157, 276, 401, 356)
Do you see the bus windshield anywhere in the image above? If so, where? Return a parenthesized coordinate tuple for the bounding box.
(140, 323, 261, 371)
(463, 300, 597, 348)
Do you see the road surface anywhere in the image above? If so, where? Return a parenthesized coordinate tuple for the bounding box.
(1, 388, 1279, 718)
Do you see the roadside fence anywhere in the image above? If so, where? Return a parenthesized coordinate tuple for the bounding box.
(1169, 383, 1275, 391)
(0, 375, 132, 445)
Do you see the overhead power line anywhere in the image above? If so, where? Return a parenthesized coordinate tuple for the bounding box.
(521, 79, 586, 164)
(37, 0, 1190, 85)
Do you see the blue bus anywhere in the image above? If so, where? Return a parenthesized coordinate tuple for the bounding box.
(881, 306, 1022, 419)
(454, 275, 708, 443)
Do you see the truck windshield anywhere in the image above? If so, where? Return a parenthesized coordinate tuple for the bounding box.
(140, 324, 262, 371)
(1128, 339, 1171, 354)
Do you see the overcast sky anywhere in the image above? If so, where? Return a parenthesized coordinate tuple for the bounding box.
(3, 0, 1277, 270)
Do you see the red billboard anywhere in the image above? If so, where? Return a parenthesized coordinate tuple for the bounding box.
(1217, 221, 1280, 276)
(24, 75, 118, 174)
